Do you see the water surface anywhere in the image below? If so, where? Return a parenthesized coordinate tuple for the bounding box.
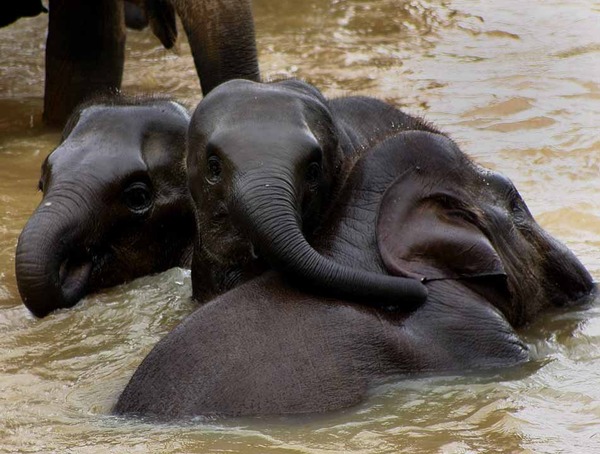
(0, 1, 599, 452)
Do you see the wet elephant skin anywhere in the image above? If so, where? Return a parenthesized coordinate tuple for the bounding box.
(115, 131, 595, 418)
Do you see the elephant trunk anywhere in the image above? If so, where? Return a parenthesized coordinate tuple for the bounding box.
(15, 197, 92, 318)
(232, 170, 428, 309)
(172, 0, 260, 95)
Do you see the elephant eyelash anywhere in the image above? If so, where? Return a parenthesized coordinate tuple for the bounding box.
(429, 194, 479, 224)
(446, 208, 479, 224)
(505, 186, 528, 215)
(429, 193, 468, 211)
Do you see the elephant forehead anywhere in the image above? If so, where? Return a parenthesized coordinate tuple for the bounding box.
(47, 103, 188, 176)
(48, 116, 148, 180)
(47, 144, 148, 188)
(73, 104, 187, 143)
(48, 135, 145, 175)
(209, 124, 319, 164)
(198, 81, 325, 128)
(214, 98, 306, 128)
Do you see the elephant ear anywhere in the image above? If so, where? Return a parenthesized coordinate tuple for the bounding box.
(145, 0, 178, 49)
(376, 171, 506, 284)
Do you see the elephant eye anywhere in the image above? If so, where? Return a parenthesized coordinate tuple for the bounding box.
(430, 193, 479, 224)
(305, 161, 322, 189)
(123, 182, 153, 214)
(206, 155, 222, 184)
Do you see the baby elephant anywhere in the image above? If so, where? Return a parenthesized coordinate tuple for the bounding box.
(15, 97, 196, 318)
(115, 129, 595, 419)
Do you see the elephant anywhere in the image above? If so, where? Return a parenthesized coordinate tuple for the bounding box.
(15, 96, 196, 318)
(1, 0, 260, 126)
(0, 0, 146, 30)
(187, 78, 436, 307)
(0, 0, 47, 27)
(123, 1, 151, 31)
(114, 130, 595, 418)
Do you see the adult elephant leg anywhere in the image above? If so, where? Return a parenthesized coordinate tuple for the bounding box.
(43, 0, 125, 126)
(171, 0, 260, 94)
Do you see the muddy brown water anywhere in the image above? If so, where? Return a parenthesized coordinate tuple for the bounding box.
(1, 1, 599, 452)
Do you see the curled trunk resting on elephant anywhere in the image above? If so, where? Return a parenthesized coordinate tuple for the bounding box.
(114, 86, 595, 418)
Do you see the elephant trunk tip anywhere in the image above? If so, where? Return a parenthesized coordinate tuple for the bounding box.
(291, 259, 429, 311)
(15, 238, 93, 318)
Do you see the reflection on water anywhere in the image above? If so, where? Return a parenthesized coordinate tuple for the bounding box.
(0, 0, 599, 452)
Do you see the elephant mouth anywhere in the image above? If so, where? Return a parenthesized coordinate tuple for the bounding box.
(58, 254, 93, 306)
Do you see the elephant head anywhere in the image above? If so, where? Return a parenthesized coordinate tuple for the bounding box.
(15, 97, 196, 318)
(321, 130, 596, 328)
(187, 79, 428, 307)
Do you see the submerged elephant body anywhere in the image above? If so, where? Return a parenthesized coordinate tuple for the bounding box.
(115, 130, 595, 418)
(114, 272, 528, 418)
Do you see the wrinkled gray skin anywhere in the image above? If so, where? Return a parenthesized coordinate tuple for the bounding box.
(115, 131, 595, 419)
(15, 98, 196, 318)
(188, 79, 435, 308)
